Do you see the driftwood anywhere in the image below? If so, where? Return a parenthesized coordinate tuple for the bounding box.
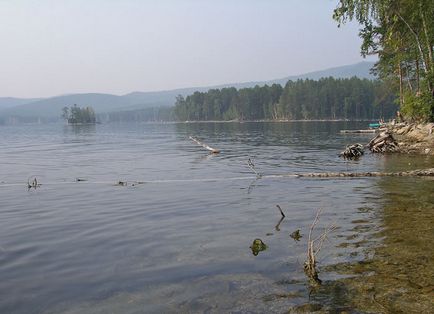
(339, 143, 364, 159)
(340, 129, 377, 134)
(281, 168, 434, 178)
(189, 136, 220, 154)
(247, 158, 261, 178)
(368, 131, 399, 153)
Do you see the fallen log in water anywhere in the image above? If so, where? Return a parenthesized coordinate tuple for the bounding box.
(189, 136, 220, 154)
(287, 168, 434, 178)
(340, 129, 378, 134)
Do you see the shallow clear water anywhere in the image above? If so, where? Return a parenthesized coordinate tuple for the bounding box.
(0, 121, 433, 313)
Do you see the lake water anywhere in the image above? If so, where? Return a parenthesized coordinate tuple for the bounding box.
(0, 122, 433, 313)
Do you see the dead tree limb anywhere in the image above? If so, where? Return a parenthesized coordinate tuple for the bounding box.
(275, 205, 286, 231)
(276, 204, 286, 218)
(368, 131, 399, 153)
(276, 168, 434, 178)
(247, 158, 261, 178)
(304, 209, 337, 286)
(189, 136, 220, 154)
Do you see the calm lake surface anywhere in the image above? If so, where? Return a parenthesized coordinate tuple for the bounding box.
(0, 121, 433, 313)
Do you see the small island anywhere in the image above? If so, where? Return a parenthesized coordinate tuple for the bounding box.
(62, 104, 96, 124)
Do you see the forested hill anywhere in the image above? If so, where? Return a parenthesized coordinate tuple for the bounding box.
(174, 77, 397, 121)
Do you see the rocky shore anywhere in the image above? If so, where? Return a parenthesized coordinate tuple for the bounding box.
(386, 122, 434, 155)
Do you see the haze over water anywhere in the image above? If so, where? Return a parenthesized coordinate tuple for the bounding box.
(1, 121, 433, 313)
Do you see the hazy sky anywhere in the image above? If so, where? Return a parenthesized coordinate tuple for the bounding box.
(0, 0, 374, 98)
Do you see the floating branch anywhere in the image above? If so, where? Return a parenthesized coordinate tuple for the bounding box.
(304, 208, 337, 286)
(282, 168, 434, 178)
(189, 136, 220, 154)
(340, 129, 377, 134)
(247, 158, 261, 178)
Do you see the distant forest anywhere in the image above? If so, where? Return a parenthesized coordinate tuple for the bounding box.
(173, 77, 398, 121)
(99, 106, 174, 123)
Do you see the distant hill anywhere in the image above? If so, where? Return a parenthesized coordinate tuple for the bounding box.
(2, 93, 135, 118)
(0, 61, 375, 120)
(0, 97, 42, 110)
(266, 61, 376, 85)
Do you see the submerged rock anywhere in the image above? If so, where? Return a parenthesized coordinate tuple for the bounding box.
(249, 238, 267, 256)
(290, 229, 302, 241)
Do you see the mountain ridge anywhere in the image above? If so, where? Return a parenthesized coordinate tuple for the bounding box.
(0, 61, 375, 119)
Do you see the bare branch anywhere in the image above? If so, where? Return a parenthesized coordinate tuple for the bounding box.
(189, 136, 220, 154)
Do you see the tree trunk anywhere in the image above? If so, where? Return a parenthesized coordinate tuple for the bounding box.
(416, 58, 420, 94)
(396, 12, 428, 75)
(420, 8, 433, 73)
(399, 63, 404, 107)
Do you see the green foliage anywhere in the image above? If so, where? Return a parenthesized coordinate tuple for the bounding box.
(333, 0, 434, 121)
(401, 90, 434, 121)
(173, 78, 397, 121)
(62, 104, 96, 124)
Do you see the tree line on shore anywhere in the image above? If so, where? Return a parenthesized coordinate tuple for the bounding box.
(98, 106, 173, 123)
(173, 77, 397, 121)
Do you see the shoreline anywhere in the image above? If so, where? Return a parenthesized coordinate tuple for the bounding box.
(386, 122, 434, 155)
(180, 118, 377, 123)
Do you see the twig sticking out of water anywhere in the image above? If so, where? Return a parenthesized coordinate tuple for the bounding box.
(274, 205, 286, 231)
(189, 136, 220, 154)
(276, 204, 285, 218)
(247, 158, 261, 178)
(304, 208, 337, 286)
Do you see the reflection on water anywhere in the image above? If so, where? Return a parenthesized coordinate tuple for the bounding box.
(63, 123, 97, 135)
(0, 122, 433, 313)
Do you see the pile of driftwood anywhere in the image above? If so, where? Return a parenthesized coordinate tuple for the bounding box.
(339, 143, 364, 159)
(368, 131, 399, 153)
(340, 131, 400, 159)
